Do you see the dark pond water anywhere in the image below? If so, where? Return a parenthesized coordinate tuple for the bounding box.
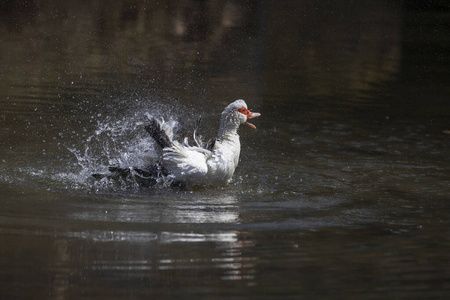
(1, 1, 449, 299)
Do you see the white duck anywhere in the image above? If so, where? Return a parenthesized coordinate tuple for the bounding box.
(145, 99, 260, 186)
(95, 99, 260, 187)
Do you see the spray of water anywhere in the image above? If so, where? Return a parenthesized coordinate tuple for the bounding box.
(48, 97, 196, 192)
(68, 114, 178, 190)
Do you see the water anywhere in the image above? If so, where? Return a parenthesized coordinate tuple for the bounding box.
(1, 1, 450, 299)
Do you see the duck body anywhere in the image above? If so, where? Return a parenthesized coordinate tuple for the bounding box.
(163, 130, 241, 186)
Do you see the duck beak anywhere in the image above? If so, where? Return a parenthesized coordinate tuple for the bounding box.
(245, 111, 261, 129)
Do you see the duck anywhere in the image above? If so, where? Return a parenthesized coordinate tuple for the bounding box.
(94, 99, 260, 187)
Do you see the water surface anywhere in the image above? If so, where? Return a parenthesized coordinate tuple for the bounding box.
(1, 1, 449, 299)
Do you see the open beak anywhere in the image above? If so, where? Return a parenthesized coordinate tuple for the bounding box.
(245, 111, 261, 129)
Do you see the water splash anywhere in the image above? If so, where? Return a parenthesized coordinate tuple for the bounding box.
(32, 96, 200, 192)
(62, 110, 184, 190)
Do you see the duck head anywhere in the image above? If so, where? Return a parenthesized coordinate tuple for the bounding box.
(221, 99, 261, 129)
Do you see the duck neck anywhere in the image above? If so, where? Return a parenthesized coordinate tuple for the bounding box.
(217, 113, 240, 142)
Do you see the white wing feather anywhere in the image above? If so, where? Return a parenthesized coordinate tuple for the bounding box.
(162, 142, 212, 181)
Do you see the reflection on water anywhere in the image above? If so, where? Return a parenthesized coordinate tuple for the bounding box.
(1, 0, 450, 299)
(265, 0, 402, 99)
(69, 194, 239, 224)
(0, 184, 255, 298)
(0, 0, 264, 91)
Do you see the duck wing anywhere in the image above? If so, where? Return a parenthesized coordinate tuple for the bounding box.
(192, 116, 216, 151)
(144, 118, 173, 149)
(163, 142, 212, 181)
